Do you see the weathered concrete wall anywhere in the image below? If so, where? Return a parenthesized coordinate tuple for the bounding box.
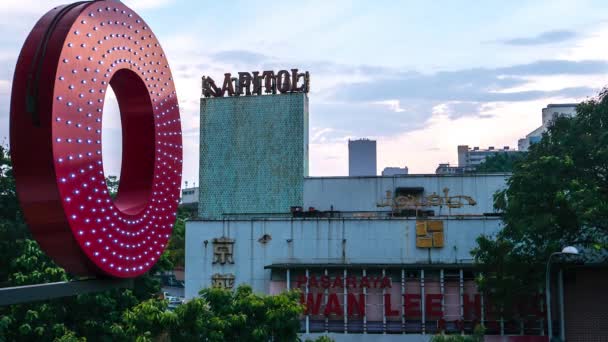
(185, 217, 502, 298)
(199, 93, 308, 219)
(303, 174, 509, 215)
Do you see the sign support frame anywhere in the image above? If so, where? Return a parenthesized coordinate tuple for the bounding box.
(0, 278, 134, 306)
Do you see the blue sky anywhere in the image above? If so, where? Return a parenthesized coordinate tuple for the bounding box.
(2, 0, 608, 185)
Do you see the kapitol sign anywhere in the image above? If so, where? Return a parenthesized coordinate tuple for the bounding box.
(10, 0, 182, 278)
(202, 69, 310, 98)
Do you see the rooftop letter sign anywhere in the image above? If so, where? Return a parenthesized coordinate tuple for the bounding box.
(10, 0, 182, 277)
(377, 188, 477, 210)
(202, 69, 310, 98)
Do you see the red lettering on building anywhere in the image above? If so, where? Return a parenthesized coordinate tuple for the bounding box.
(404, 294, 422, 318)
(347, 293, 365, 316)
(360, 276, 370, 288)
(381, 276, 392, 288)
(372, 276, 383, 288)
(299, 274, 392, 289)
(324, 293, 342, 316)
(384, 294, 400, 316)
(309, 275, 319, 288)
(332, 275, 343, 288)
(296, 275, 308, 288)
(320, 275, 331, 289)
(346, 276, 358, 289)
(295, 275, 547, 327)
(425, 294, 443, 319)
(300, 293, 323, 315)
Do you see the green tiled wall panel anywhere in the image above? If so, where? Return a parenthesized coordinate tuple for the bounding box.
(199, 93, 309, 218)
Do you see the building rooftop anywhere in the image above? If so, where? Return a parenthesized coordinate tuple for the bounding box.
(303, 173, 511, 180)
(546, 103, 578, 108)
(186, 215, 503, 222)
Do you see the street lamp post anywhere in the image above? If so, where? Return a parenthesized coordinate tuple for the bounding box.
(546, 246, 578, 341)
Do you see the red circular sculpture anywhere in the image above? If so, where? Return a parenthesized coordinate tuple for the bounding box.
(10, 0, 182, 277)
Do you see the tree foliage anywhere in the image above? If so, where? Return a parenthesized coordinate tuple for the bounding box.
(474, 152, 527, 173)
(430, 324, 485, 342)
(105, 175, 119, 199)
(108, 285, 305, 342)
(189, 285, 304, 342)
(165, 207, 189, 268)
(472, 92, 608, 310)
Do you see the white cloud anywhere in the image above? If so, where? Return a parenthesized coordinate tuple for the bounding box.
(0, 80, 9, 94)
(310, 127, 335, 144)
(372, 100, 406, 113)
(309, 140, 348, 176)
(377, 98, 581, 174)
(498, 74, 607, 94)
(560, 23, 608, 61)
(309, 96, 590, 176)
(122, 0, 174, 10)
(0, 0, 64, 14)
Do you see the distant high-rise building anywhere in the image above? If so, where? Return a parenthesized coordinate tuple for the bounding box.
(457, 145, 519, 168)
(381, 166, 408, 176)
(518, 103, 578, 151)
(348, 139, 376, 176)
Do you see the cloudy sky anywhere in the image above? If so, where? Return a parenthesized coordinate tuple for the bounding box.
(2, 0, 608, 186)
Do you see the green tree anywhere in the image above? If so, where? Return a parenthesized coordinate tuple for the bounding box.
(111, 299, 177, 342)
(304, 337, 335, 342)
(171, 285, 303, 342)
(430, 324, 485, 342)
(105, 175, 119, 199)
(114, 285, 306, 342)
(472, 92, 608, 310)
(165, 207, 189, 268)
(474, 152, 527, 172)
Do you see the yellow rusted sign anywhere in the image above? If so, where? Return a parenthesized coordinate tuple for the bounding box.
(416, 220, 444, 248)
